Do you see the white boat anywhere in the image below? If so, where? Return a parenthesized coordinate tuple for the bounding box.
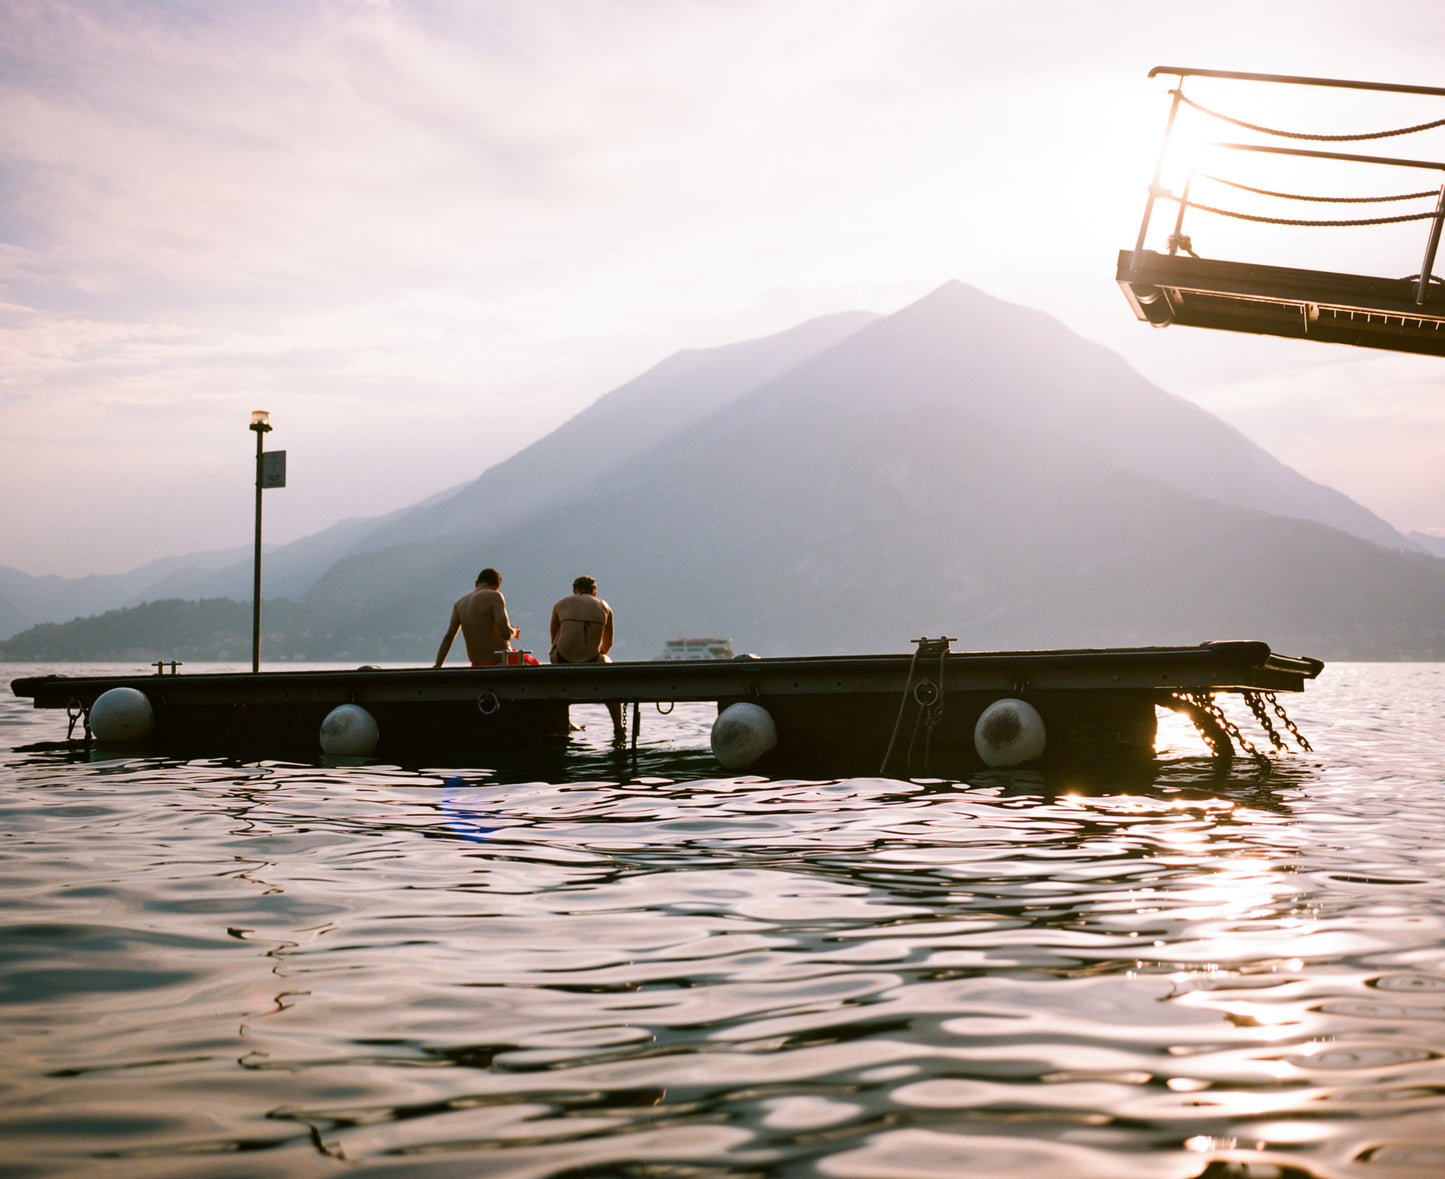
(656, 637, 735, 661)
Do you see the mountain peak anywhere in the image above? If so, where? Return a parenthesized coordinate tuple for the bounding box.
(898, 279, 1001, 318)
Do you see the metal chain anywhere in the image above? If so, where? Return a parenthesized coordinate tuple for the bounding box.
(1265, 691, 1314, 752)
(1177, 692, 1224, 757)
(1186, 691, 1268, 763)
(1178, 689, 1313, 760)
(1244, 690, 1288, 751)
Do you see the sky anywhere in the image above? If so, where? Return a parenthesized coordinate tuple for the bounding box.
(2, 0, 1443, 578)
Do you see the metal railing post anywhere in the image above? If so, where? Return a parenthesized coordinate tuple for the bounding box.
(1417, 185, 1445, 305)
(1168, 173, 1194, 255)
(1131, 84, 1185, 268)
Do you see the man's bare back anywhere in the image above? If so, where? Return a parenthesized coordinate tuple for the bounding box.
(434, 570, 519, 667)
(549, 591, 613, 664)
(549, 575, 621, 739)
(549, 575, 614, 666)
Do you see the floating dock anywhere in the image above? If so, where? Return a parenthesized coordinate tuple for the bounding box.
(11, 639, 1323, 776)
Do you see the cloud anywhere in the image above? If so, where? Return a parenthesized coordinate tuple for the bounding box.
(2, 0, 1443, 576)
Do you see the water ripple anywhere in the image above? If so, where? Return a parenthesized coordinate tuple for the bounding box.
(5, 663, 1445, 1176)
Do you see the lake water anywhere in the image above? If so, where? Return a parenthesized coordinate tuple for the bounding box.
(3, 660, 1444, 1179)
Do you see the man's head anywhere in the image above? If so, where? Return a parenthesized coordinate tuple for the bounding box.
(476, 568, 501, 589)
(573, 575, 597, 596)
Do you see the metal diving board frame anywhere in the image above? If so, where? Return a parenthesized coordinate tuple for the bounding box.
(1117, 67, 1445, 356)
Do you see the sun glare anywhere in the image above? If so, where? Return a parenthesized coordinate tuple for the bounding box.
(1135, 69, 1445, 276)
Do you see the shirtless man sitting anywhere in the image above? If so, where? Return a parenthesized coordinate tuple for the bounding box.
(550, 575, 623, 739)
(433, 568, 520, 667)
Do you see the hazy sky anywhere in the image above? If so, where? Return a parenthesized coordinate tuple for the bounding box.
(3, 0, 1443, 577)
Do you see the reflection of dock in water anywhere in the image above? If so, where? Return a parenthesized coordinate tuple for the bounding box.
(1117, 66, 1445, 357)
(12, 638, 1322, 778)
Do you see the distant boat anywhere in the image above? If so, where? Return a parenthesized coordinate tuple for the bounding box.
(656, 637, 735, 661)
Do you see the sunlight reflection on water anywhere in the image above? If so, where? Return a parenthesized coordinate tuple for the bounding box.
(2, 662, 1444, 1177)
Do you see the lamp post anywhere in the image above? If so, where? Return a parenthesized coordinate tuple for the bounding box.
(249, 412, 272, 672)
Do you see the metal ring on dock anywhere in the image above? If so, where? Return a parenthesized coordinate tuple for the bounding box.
(476, 691, 500, 715)
(655, 700, 674, 715)
(913, 680, 939, 707)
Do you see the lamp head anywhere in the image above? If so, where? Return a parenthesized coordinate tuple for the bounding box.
(250, 410, 272, 433)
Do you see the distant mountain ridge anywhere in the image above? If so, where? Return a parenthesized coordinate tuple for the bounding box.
(0, 309, 878, 641)
(5, 282, 1442, 662)
(348, 308, 881, 554)
(720, 281, 1409, 550)
(1410, 530, 1445, 559)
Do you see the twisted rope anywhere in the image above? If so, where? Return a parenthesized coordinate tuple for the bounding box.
(1200, 173, 1440, 205)
(879, 643, 924, 776)
(1175, 89, 1445, 142)
(1179, 198, 1438, 228)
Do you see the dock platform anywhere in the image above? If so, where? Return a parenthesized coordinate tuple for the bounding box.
(11, 640, 1323, 776)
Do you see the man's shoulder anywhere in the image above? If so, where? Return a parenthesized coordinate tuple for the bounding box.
(459, 587, 502, 608)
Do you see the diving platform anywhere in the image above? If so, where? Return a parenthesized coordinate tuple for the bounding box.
(1121, 67, 1445, 356)
(1117, 249, 1445, 357)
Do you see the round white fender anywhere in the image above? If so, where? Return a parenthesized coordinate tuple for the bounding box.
(711, 702, 777, 770)
(320, 704, 379, 756)
(89, 687, 155, 743)
(973, 698, 1046, 767)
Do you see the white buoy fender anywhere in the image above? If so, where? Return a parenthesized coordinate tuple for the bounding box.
(320, 704, 379, 756)
(974, 698, 1046, 768)
(88, 687, 155, 743)
(711, 702, 777, 771)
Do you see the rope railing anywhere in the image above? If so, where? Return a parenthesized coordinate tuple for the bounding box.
(1172, 88, 1445, 143)
(1199, 174, 1440, 204)
(1175, 200, 1436, 230)
(1131, 67, 1445, 304)
(1178, 172, 1442, 228)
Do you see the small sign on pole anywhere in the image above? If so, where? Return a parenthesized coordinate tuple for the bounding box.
(261, 450, 287, 489)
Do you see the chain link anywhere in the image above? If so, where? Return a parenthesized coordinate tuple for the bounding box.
(1265, 691, 1313, 752)
(1184, 691, 1267, 763)
(1175, 689, 1313, 760)
(1179, 693, 1224, 758)
(1244, 690, 1288, 751)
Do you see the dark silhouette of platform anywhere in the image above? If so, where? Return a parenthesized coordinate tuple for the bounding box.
(11, 639, 1323, 773)
(1117, 249, 1445, 357)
